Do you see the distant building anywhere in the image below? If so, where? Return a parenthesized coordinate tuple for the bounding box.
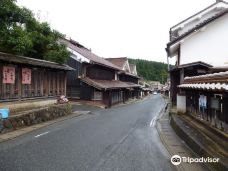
(106, 57, 141, 98)
(147, 81, 163, 91)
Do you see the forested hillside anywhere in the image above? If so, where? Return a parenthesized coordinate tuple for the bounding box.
(128, 59, 168, 84)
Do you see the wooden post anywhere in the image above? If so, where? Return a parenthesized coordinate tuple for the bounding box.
(40, 70, 43, 96)
(109, 90, 112, 107)
(18, 67, 22, 100)
(64, 71, 67, 96)
(222, 94, 228, 132)
(44, 69, 49, 97)
(57, 72, 60, 95)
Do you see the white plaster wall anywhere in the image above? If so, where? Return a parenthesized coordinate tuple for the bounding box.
(171, 2, 228, 35)
(177, 95, 186, 113)
(177, 4, 227, 35)
(180, 13, 228, 66)
(67, 47, 90, 63)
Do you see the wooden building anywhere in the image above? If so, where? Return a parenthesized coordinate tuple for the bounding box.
(0, 52, 73, 102)
(61, 39, 140, 107)
(106, 57, 141, 99)
(169, 62, 212, 105)
(178, 71, 228, 132)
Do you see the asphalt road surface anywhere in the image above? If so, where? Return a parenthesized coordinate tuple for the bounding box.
(0, 95, 174, 171)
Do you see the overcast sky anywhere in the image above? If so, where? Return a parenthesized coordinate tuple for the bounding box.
(17, 0, 215, 63)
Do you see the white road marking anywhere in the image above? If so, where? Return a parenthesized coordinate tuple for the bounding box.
(150, 104, 166, 127)
(34, 131, 50, 138)
(150, 115, 158, 127)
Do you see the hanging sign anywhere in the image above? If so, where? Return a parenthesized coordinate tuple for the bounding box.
(211, 98, 219, 110)
(22, 68, 32, 84)
(2, 66, 15, 84)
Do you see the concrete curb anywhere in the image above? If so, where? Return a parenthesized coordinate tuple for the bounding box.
(156, 122, 183, 171)
(69, 101, 106, 109)
(111, 95, 151, 108)
(156, 100, 185, 171)
(170, 114, 228, 171)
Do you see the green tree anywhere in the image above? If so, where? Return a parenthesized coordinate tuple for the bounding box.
(0, 0, 69, 64)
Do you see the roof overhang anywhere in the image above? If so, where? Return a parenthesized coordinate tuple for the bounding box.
(169, 61, 213, 73)
(80, 77, 141, 91)
(170, 1, 228, 31)
(178, 83, 228, 92)
(0, 52, 75, 71)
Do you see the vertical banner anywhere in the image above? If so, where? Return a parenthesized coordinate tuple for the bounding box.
(22, 68, 32, 84)
(3, 66, 15, 84)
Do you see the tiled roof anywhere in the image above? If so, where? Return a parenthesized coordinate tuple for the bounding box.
(179, 70, 228, 91)
(0, 52, 74, 71)
(167, 9, 228, 47)
(178, 83, 228, 91)
(106, 57, 139, 78)
(105, 57, 128, 70)
(61, 39, 121, 71)
(170, 61, 212, 72)
(81, 77, 140, 90)
(119, 72, 140, 79)
(170, 1, 228, 30)
(184, 71, 228, 83)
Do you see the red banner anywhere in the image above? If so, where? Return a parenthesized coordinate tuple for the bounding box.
(3, 66, 15, 84)
(22, 68, 32, 84)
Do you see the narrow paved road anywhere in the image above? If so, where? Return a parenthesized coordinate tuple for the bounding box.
(0, 95, 174, 171)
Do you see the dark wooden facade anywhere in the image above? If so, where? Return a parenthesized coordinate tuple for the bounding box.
(64, 39, 141, 107)
(85, 65, 125, 106)
(119, 74, 140, 99)
(0, 53, 71, 102)
(170, 62, 212, 105)
(179, 71, 228, 132)
(86, 65, 115, 80)
(119, 73, 138, 84)
(66, 56, 142, 107)
(184, 89, 228, 131)
(66, 57, 82, 98)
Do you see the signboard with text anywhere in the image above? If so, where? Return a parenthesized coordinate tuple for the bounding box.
(2, 66, 15, 84)
(22, 68, 32, 84)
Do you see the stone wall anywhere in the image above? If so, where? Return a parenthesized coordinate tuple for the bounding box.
(0, 103, 72, 134)
(0, 99, 56, 114)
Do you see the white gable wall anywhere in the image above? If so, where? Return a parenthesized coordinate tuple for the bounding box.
(123, 61, 130, 72)
(177, 4, 227, 36)
(67, 47, 90, 63)
(180, 13, 228, 66)
(171, 2, 228, 36)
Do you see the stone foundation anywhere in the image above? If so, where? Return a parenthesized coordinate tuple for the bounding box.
(0, 99, 56, 114)
(0, 103, 72, 134)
